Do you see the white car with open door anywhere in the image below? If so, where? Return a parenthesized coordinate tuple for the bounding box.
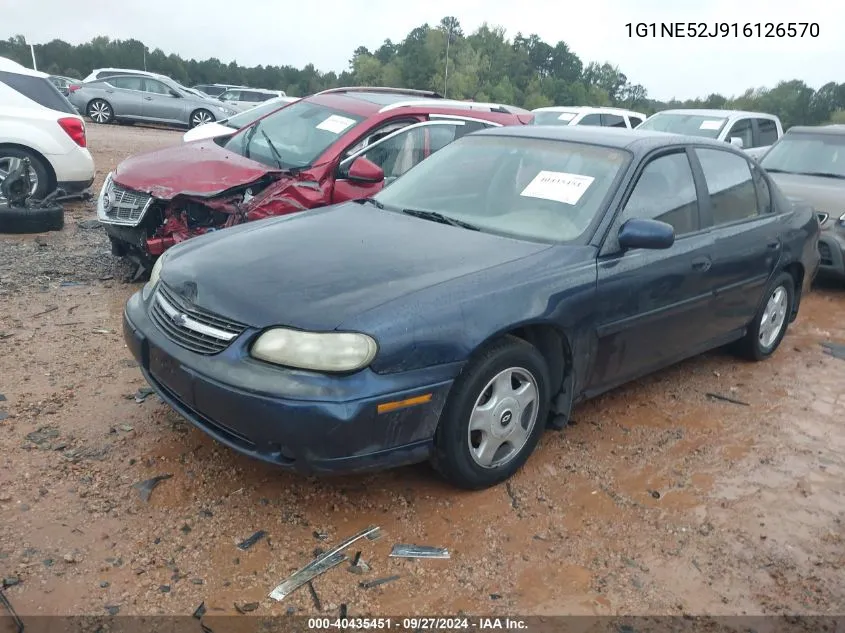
(0, 56, 94, 203)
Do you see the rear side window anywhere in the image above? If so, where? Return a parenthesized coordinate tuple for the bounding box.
(109, 77, 144, 91)
(579, 113, 602, 126)
(756, 119, 779, 146)
(751, 164, 772, 214)
(602, 114, 626, 128)
(726, 118, 753, 148)
(695, 148, 759, 225)
(0, 70, 76, 114)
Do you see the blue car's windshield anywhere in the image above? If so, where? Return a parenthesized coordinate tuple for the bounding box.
(374, 135, 630, 243)
(222, 100, 364, 169)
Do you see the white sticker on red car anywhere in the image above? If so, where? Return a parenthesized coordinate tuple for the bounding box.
(699, 120, 723, 130)
(520, 171, 595, 205)
(316, 115, 357, 134)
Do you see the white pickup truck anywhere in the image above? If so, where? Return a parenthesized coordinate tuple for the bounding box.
(637, 109, 783, 159)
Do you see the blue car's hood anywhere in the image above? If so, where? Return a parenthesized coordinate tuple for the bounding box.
(160, 202, 551, 330)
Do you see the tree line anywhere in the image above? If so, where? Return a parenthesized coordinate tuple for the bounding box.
(3, 19, 844, 129)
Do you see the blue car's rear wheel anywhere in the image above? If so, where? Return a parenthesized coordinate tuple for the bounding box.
(737, 271, 794, 361)
(432, 335, 550, 489)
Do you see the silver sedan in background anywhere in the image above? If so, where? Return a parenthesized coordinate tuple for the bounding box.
(68, 74, 243, 128)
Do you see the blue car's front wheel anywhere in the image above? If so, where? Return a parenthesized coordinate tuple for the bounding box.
(432, 335, 550, 490)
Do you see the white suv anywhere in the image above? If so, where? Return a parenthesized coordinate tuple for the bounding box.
(637, 109, 783, 159)
(217, 87, 288, 111)
(531, 106, 647, 129)
(0, 57, 95, 202)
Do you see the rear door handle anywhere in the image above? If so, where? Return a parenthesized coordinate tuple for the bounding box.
(767, 240, 780, 250)
(691, 257, 712, 272)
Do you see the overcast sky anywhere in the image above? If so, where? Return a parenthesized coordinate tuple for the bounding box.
(6, 0, 842, 101)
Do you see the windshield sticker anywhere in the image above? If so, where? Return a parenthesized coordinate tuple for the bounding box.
(699, 120, 723, 130)
(316, 115, 357, 134)
(520, 171, 595, 205)
(557, 112, 577, 121)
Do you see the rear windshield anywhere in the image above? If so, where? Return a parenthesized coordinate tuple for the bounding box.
(532, 111, 578, 126)
(0, 71, 77, 114)
(637, 113, 728, 138)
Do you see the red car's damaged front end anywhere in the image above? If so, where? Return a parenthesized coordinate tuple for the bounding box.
(99, 140, 332, 259)
(95, 87, 533, 268)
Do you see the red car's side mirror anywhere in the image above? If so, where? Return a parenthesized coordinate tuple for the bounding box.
(347, 157, 385, 184)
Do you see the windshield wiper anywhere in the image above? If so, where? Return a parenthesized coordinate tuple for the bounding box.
(795, 171, 845, 180)
(242, 123, 259, 159)
(354, 197, 385, 209)
(762, 167, 788, 173)
(260, 130, 285, 169)
(401, 208, 480, 231)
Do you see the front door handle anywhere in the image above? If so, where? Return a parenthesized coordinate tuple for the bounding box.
(691, 257, 712, 272)
(766, 240, 780, 250)
(144, 96, 153, 100)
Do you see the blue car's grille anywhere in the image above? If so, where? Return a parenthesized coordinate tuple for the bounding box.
(149, 284, 246, 355)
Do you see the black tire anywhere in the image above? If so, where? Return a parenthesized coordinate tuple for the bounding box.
(736, 271, 795, 361)
(189, 109, 215, 128)
(87, 99, 114, 124)
(0, 204, 64, 234)
(431, 335, 550, 490)
(0, 147, 51, 201)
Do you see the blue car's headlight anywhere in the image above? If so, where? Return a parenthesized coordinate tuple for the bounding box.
(250, 328, 378, 372)
(141, 255, 165, 301)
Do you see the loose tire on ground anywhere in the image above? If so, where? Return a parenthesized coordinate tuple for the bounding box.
(0, 204, 64, 234)
(431, 335, 550, 490)
(736, 271, 795, 361)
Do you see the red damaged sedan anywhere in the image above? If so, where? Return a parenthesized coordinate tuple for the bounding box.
(95, 86, 533, 267)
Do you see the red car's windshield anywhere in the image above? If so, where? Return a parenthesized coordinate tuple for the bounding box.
(222, 99, 364, 169)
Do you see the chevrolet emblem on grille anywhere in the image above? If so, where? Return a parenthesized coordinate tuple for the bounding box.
(171, 311, 189, 327)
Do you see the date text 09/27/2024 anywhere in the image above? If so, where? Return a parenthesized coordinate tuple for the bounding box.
(625, 22, 820, 38)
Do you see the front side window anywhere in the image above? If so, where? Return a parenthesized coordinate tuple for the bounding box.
(618, 152, 700, 237)
(695, 148, 758, 225)
(219, 90, 240, 102)
(143, 79, 172, 95)
(628, 116, 644, 128)
(760, 132, 845, 179)
(751, 165, 772, 214)
(353, 125, 427, 183)
(726, 118, 753, 148)
(222, 99, 365, 169)
(756, 119, 779, 146)
(638, 113, 728, 139)
(602, 114, 626, 128)
(374, 135, 630, 243)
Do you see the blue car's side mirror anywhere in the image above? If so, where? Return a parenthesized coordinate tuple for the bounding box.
(618, 218, 675, 251)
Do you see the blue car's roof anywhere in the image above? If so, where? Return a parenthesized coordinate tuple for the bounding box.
(476, 124, 734, 154)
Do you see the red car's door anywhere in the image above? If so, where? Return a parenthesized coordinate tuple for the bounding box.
(331, 119, 492, 204)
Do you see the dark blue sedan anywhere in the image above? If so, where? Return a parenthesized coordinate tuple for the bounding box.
(122, 125, 820, 489)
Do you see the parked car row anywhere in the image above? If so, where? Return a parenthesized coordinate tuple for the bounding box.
(0, 56, 94, 203)
(120, 116, 821, 489)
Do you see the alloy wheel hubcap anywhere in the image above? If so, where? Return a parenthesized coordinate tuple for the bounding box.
(90, 102, 110, 123)
(193, 112, 212, 125)
(0, 157, 39, 202)
(467, 367, 539, 469)
(759, 285, 788, 350)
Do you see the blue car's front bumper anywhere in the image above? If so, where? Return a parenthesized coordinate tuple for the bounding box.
(123, 291, 460, 474)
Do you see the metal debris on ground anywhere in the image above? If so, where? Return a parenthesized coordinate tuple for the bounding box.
(307, 581, 322, 611)
(192, 602, 206, 619)
(0, 394, 6, 401)
(134, 387, 155, 403)
(235, 602, 259, 614)
(0, 412, 8, 422)
(268, 525, 381, 602)
(649, 490, 661, 499)
(359, 575, 400, 589)
(236, 530, 268, 551)
(31, 305, 58, 318)
(705, 392, 750, 406)
(821, 341, 845, 361)
(339, 604, 348, 618)
(59, 281, 86, 288)
(348, 550, 371, 575)
(77, 219, 101, 230)
(132, 474, 173, 502)
(313, 530, 329, 541)
(505, 481, 519, 509)
(389, 544, 450, 559)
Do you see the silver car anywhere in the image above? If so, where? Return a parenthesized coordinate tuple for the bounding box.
(68, 74, 243, 128)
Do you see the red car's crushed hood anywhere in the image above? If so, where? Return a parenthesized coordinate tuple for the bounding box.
(112, 140, 281, 199)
